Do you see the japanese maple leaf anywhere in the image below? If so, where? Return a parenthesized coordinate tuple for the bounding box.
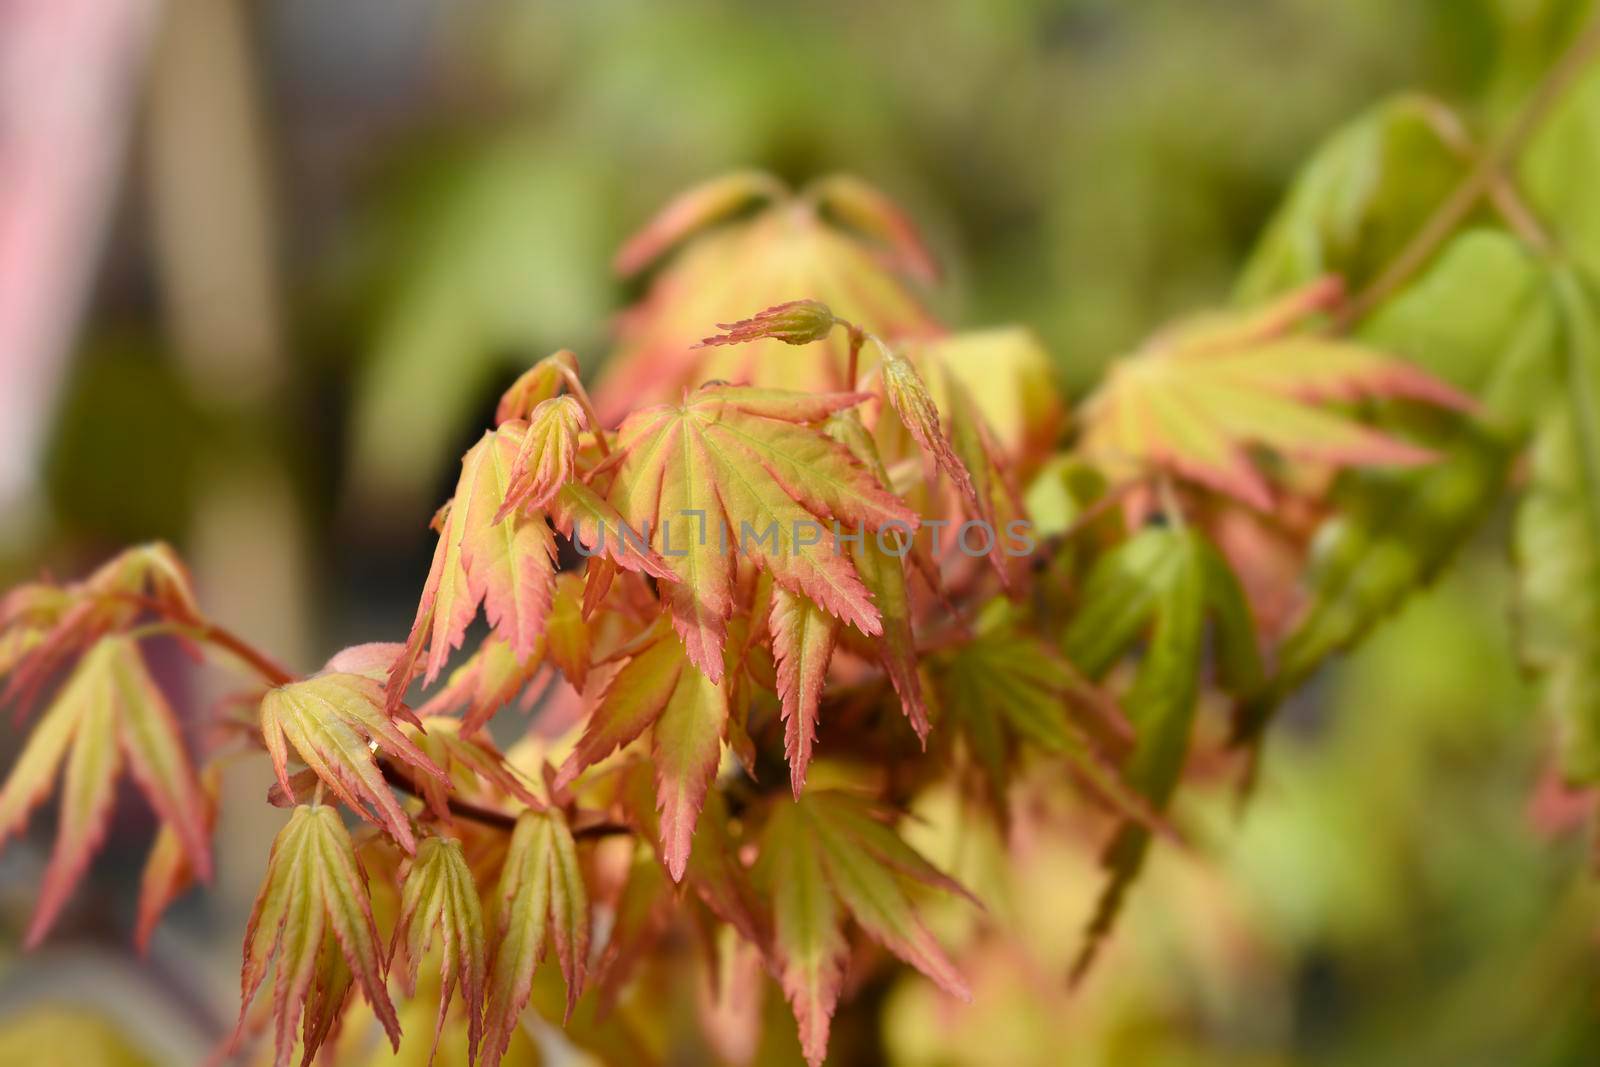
(1078, 277, 1474, 510)
(391, 835, 488, 1063)
(388, 425, 669, 711)
(756, 790, 974, 1067)
(0, 634, 212, 947)
(554, 618, 727, 881)
(604, 383, 918, 682)
(232, 804, 399, 1067)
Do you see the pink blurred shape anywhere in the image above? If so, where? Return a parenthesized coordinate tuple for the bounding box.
(0, 0, 156, 517)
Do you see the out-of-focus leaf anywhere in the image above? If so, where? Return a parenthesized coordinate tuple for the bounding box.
(1078, 278, 1472, 511)
(593, 174, 942, 420)
(483, 810, 589, 1063)
(1516, 267, 1600, 781)
(0, 635, 212, 947)
(1522, 49, 1600, 282)
(1236, 232, 1559, 743)
(232, 805, 399, 1067)
(1063, 529, 1255, 979)
(756, 789, 971, 1067)
(1235, 95, 1475, 302)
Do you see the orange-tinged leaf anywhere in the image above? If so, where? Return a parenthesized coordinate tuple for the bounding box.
(260, 667, 448, 852)
(543, 573, 591, 692)
(483, 810, 589, 1064)
(556, 620, 685, 785)
(828, 415, 928, 737)
(499, 396, 584, 519)
(5, 543, 201, 708)
(770, 589, 839, 797)
(595, 174, 941, 422)
(406, 716, 543, 818)
(0, 636, 213, 947)
(393, 835, 487, 1064)
(612, 169, 788, 277)
(1079, 280, 1473, 510)
(880, 347, 979, 508)
(650, 653, 728, 883)
(496, 349, 579, 425)
(390, 429, 559, 706)
(605, 384, 916, 680)
(809, 173, 940, 283)
(31, 663, 120, 949)
(756, 800, 845, 1067)
(136, 765, 220, 951)
(418, 636, 545, 736)
(757, 790, 972, 1067)
(233, 805, 400, 1067)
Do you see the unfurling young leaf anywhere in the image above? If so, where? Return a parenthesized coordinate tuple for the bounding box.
(260, 660, 449, 853)
(498, 396, 584, 518)
(604, 383, 917, 681)
(233, 805, 400, 1067)
(0, 635, 212, 947)
(393, 835, 488, 1064)
(1078, 278, 1473, 511)
(482, 810, 589, 1065)
(756, 789, 972, 1067)
(495, 349, 579, 426)
(697, 299, 837, 348)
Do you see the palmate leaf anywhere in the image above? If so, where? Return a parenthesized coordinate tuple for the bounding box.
(482, 810, 589, 1066)
(1063, 528, 1261, 980)
(4, 542, 201, 708)
(1236, 232, 1558, 745)
(389, 425, 670, 713)
(0, 635, 212, 947)
(604, 383, 917, 682)
(233, 805, 399, 1067)
(418, 636, 546, 736)
(136, 764, 220, 951)
(931, 606, 1164, 830)
(756, 790, 972, 1067)
(1078, 278, 1473, 511)
(594, 173, 941, 420)
(392, 835, 488, 1064)
(260, 658, 449, 853)
(555, 619, 727, 880)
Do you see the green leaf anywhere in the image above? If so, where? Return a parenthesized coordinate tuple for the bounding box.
(483, 810, 589, 1064)
(232, 805, 399, 1067)
(756, 790, 971, 1067)
(393, 836, 488, 1063)
(1235, 95, 1474, 302)
(1516, 267, 1600, 781)
(1063, 529, 1245, 980)
(260, 663, 448, 853)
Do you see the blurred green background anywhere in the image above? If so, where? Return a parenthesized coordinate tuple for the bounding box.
(2, 0, 1597, 1063)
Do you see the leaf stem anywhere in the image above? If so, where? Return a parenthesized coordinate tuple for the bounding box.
(1339, 13, 1600, 327)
